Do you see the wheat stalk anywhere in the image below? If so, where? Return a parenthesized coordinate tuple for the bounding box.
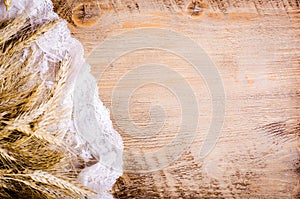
(0, 15, 26, 43)
(0, 175, 63, 199)
(3, 0, 12, 12)
(2, 19, 60, 55)
(29, 171, 95, 197)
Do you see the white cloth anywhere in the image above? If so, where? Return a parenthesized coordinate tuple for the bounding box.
(0, 0, 123, 198)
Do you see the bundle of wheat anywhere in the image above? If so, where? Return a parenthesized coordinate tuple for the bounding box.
(0, 14, 95, 199)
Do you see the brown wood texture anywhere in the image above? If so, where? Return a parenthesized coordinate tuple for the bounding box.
(52, 0, 300, 198)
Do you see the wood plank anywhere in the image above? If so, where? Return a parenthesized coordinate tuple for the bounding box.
(52, 0, 300, 197)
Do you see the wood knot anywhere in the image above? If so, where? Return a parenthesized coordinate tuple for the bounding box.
(72, 3, 101, 27)
(186, 0, 208, 18)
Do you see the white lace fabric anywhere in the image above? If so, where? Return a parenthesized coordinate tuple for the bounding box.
(0, 0, 123, 198)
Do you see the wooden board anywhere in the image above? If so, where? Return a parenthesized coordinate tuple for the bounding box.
(52, 0, 300, 198)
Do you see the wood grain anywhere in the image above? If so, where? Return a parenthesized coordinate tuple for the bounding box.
(52, 0, 300, 198)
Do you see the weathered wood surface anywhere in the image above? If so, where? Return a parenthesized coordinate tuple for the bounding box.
(52, 0, 300, 198)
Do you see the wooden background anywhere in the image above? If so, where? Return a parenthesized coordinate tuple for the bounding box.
(52, 0, 300, 198)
